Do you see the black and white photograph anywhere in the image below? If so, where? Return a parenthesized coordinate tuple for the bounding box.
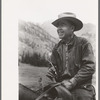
(2, 0, 98, 100)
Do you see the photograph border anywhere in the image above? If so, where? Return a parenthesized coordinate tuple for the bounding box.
(1, 0, 99, 100)
(98, 0, 99, 100)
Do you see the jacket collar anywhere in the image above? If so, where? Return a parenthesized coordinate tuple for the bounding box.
(59, 34, 76, 46)
(55, 34, 77, 60)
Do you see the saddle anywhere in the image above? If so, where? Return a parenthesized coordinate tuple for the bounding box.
(35, 83, 73, 100)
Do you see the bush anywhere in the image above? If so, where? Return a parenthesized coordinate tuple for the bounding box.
(20, 51, 49, 67)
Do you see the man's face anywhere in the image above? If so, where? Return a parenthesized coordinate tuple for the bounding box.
(57, 21, 74, 39)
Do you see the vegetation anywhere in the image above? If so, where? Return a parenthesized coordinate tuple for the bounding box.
(18, 20, 58, 67)
(20, 51, 49, 67)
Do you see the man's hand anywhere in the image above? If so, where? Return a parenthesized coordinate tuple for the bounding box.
(61, 80, 73, 90)
(62, 78, 77, 90)
(46, 67, 57, 81)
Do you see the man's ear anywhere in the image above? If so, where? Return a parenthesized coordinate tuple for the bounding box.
(71, 25, 75, 32)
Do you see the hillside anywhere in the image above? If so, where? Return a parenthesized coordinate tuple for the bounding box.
(19, 20, 96, 63)
(18, 20, 59, 61)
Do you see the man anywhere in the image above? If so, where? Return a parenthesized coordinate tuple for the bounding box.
(46, 12, 95, 100)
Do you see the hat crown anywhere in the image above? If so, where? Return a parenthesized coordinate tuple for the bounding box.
(58, 12, 76, 18)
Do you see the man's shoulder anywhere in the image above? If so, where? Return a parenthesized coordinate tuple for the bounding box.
(76, 35, 90, 45)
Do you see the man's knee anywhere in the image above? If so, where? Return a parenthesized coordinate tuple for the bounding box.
(71, 88, 95, 100)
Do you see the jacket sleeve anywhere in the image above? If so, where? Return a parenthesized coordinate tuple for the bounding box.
(70, 42, 95, 87)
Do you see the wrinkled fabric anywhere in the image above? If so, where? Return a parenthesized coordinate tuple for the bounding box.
(71, 87, 96, 100)
(49, 34, 95, 88)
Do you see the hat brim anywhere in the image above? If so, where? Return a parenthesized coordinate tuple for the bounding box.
(52, 17, 83, 31)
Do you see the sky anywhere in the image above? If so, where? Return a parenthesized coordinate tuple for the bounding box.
(17, 0, 98, 25)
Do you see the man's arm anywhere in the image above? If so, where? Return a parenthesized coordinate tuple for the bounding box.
(69, 42, 95, 88)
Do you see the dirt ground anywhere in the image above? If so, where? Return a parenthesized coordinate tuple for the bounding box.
(19, 63, 96, 91)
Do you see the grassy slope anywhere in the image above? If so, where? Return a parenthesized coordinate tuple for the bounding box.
(19, 63, 96, 91)
(19, 63, 48, 91)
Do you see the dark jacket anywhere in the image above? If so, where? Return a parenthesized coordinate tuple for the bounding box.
(49, 34, 95, 88)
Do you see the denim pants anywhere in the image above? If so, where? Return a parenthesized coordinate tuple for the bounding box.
(71, 87, 96, 100)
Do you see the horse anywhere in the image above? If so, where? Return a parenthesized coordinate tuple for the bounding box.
(19, 83, 72, 100)
(19, 83, 47, 100)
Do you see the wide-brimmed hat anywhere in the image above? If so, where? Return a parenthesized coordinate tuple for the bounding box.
(52, 12, 83, 31)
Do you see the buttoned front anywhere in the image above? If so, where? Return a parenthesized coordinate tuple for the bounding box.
(62, 43, 70, 77)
